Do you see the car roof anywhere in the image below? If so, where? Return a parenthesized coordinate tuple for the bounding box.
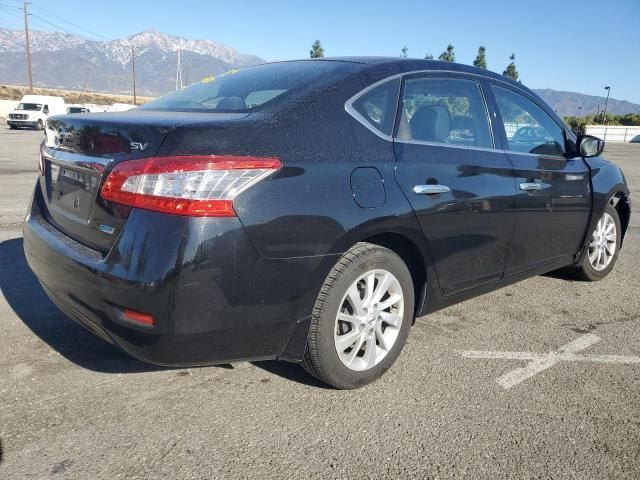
(308, 57, 568, 135)
(275, 57, 529, 93)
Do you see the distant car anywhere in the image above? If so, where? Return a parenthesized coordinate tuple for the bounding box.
(7, 94, 65, 130)
(67, 106, 90, 114)
(512, 126, 552, 143)
(24, 58, 630, 389)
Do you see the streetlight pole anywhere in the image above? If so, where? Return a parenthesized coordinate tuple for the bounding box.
(131, 45, 136, 106)
(601, 86, 611, 125)
(23, 0, 33, 91)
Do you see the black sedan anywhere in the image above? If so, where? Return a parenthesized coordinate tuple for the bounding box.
(24, 58, 630, 389)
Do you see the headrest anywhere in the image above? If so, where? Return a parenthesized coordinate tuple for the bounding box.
(216, 96, 246, 110)
(410, 105, 451, 142)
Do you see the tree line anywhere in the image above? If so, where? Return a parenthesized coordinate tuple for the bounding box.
(564, 113, 640, 131)
(309, 40, 519, 81)
(309, 40, 640, 124)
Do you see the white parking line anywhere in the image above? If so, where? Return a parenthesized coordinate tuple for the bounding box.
(460, 333, 640, 390)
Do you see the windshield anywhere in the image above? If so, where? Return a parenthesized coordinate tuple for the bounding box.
(17, 103, 42, 111)
(139, 61, 359, 113)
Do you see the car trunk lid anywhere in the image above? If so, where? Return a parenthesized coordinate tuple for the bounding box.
(40, 111, 249, 252)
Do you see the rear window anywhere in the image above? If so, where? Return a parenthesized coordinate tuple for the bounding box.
(351, 79, 400, 136)
(139, 61, 359, 113)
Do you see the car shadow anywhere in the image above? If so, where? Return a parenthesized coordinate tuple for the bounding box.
(0, 236, 165, 374)
(252, 360, 332, 389)
(1, 236, 325, 386)
(541, 267, 584, 281)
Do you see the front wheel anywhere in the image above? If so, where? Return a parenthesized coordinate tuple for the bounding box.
(303, 242, 414, 389)
(37, 120, 44, 130)
(572, 204, 621, 281)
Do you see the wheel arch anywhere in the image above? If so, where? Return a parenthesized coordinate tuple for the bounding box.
(359, 231, 431, 320)
(610, 191, 630, 245)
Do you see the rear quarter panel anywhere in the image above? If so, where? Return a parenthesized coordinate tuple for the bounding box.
(157, 66, 436, 327)
(158, 67, 424, 260)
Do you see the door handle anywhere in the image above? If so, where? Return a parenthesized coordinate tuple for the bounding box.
(519, 182, 548, 192)
(413, 184, 451, 195)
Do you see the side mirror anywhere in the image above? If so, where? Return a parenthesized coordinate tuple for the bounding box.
(577, 134, 604, 158)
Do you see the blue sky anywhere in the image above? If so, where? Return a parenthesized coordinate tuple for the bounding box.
(3, 0, 639, 103)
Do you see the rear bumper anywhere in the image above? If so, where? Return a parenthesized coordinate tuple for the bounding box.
(23, 184, 328, 366)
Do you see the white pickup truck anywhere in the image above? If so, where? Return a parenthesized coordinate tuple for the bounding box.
(7, 95, 66, 130)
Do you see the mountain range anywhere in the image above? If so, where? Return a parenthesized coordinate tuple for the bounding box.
(0, 28, 264, 96)
(1, 27, 639, 117)
(532, 89, 640, 118)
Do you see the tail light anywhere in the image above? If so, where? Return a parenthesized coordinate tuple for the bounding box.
(100, 155, 281, 217)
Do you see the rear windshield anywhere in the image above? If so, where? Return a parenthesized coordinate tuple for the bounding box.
(139, 61, 359, 113)
(17, 103, 42, 111)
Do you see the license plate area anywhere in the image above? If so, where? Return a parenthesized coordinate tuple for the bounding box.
(48, 161, 101, 222)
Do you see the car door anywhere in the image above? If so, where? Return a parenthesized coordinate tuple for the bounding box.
(488, 83, 591, 275)
(393, 74, 517, 296)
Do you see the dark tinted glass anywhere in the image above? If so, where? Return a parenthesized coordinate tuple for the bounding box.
(351, 79, 400, 136)
(139, 61, 358, 113)
(397, 77, 492, 148)
(492, 85, 565, 156)
(18, 103, 42, 111)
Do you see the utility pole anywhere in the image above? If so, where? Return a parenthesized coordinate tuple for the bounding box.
(23, 0, 33, 91)
(601, 86, 611, 125)
(175, 49, 183, 90)
(131, 45, 137, 105)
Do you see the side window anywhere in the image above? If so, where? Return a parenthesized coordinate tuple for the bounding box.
(492, 85, 565, 156)
(397, 77, 492, 149)
(351, 78, 400, 136)
(43, 105, 49, 114)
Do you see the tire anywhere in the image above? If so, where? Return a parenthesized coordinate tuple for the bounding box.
(572, 204, 622, 281)
(9, 125, 16, 130)
(37, 120, 44, 130)
(303, 242, 415, 389)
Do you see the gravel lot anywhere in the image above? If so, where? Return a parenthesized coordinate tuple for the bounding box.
(1, 127, 639, 479)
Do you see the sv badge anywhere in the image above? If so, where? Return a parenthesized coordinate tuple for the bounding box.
(130, 141, 149, 151)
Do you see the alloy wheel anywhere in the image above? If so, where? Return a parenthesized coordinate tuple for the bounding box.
(334, 269, 404, 371)
(588, 212, 617, 271)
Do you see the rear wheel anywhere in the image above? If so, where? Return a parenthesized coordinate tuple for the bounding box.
(572, 204, 621, 281)
(303, 242, 414, 389)
(37, 120, 44, 130)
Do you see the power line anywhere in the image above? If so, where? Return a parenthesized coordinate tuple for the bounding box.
(0, 6, 22, 17)
(2, 7, 88, 40)
(2, 3, 112, 43)
(29, 2, 112, 41)
(28, 13, 96, 41)
(0, 9, 24, 31)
